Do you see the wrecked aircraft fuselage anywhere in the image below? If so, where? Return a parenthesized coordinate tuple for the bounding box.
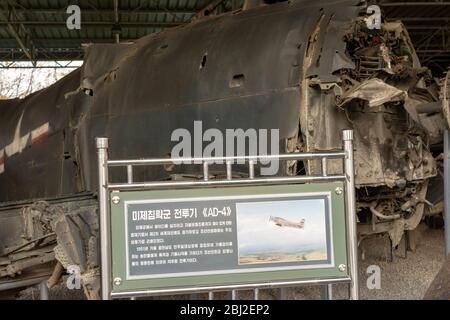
(0, 0, 446, 298)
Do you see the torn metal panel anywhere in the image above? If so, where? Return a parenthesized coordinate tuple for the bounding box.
(338, 78, 406, 108)
(81, 43, 135, 93)
(301, 12, 445, 248)
(305, 3, 359, 81)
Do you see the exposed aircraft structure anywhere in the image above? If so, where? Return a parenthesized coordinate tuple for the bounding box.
(0, 0, 447, 298)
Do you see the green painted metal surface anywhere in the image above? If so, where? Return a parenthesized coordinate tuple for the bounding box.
(110, 182, 349, 293)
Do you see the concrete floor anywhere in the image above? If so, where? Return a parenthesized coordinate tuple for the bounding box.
(354, 223, 446, 300)
(13, 222, 446, 300)
(287, 222, 446, 300)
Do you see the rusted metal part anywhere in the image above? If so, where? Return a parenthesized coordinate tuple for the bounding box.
(0, 252, 55, 278)
(299, 9, 441, 247)
(0, 273, 51, 292)
(0, 196, 97, 295)
(370, 204, 401, 221)
(442, 70, 450, 128)
(53, 206, 100, 297)
(4, 233, 55, 256)
(424, 255, 450, 300)
(47, 261, 64, 289)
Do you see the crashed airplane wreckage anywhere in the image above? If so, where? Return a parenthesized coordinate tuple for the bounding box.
(0, 0, 448, 298)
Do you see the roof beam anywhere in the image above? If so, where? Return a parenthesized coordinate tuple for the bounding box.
(0, 61, 82, 69)
(417, 50, 450, 53)
(0, 21, 182, 27)
(0, 47, 84, 62)
(10, 9, 197, 16)
(113, 0, 120, 43)
(0, 1, 36, 64)
(387, 17, 450, 22)
(380, 2, 450, 7)
(406, 26, 450, 30)
(0, 39, 160, 48)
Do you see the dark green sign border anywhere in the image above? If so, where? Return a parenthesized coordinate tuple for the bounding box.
(110, 182, 349, 293)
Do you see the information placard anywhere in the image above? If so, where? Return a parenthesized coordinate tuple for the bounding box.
(110, 182, 349, 293)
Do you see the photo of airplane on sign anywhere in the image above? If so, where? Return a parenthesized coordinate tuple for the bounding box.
(269, 216, 305, 229)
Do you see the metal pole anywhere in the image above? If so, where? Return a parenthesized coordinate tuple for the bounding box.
(445, 130, 450, 256)
(0, 275, 50, 292)
(226, 160, 236, 300)
(248, 159, 259, 299)
(127, 165, 133, 184)
(109, 174, 346, 190)
(249, 160, 255, 179)
(254, 288, 259, 300)
(108, 151, 346, 167)
(327, 284, 333, 300)
(320, 284, 333, 300)
(224, 161, 239, 300)
(203, 161, 213, 299)
(321, 157, 332, 299)
(111, 277, 351, 298)
(322, 157, 328, 176)
(279, 288, 287, 300)
(226, 161, 232, 180)
(203, 162, 209, 181)
(343, 130, 359, 300)
(39, 280, 49, 300)
(113, 0, 120, 43)
(97, 137, 111, 300)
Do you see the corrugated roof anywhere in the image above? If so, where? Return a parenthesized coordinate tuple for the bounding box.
(0, 0, 228, 61)
(0, 0, 449, 74)
(380, 1, 450, 75)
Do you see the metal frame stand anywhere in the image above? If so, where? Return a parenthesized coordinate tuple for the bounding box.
(445, 130, 450, 256)
(343, 130, 359, 300)
(321, 284, 333, 300)
(97, 138, 111, 300)
(39, 280, 49, 300)
(96, 130, 359, 300)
